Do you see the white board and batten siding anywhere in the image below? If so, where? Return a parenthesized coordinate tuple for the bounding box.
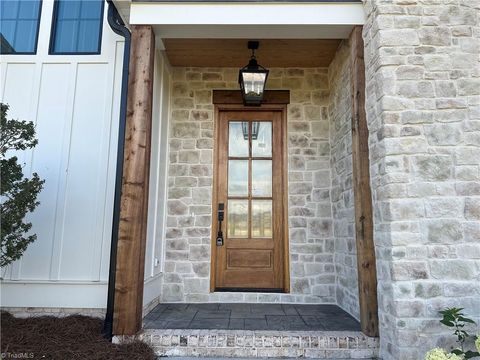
(0, 1, 171, 310)
(144, 50, 172, 308)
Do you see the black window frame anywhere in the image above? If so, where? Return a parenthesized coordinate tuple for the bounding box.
(49, 0, 105, 55)
(0, 0, 43, 55)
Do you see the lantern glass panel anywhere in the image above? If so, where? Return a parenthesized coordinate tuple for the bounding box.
(241, 71, 267, 99)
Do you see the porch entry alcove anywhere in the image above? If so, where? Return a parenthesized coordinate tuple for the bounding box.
(112, 26, 379, 353)
(211, 91, 290, 292)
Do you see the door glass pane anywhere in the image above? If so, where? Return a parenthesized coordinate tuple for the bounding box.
(252, 200, 272, 238)
(228, 160, 248, 196)
(252, 160, 272, 197)
(252, 122, 272, 157)
(228, 200, 249, 238)
(229, 121, 249, 157)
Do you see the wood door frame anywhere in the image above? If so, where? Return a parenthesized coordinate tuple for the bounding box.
(210, 101, 290, 293)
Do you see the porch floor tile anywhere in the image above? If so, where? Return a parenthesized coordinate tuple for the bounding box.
(143, 303, 360, 331)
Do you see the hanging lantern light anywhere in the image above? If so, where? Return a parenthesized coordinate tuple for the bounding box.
(238, 41, 269, 106)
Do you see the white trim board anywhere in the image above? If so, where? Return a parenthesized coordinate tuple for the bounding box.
(1, 282, 108, 308)
(130, 3, 365, 25)
(143, 273, 163, 308)
(152, 25, 358, 40)
(130, 2, 365, 39)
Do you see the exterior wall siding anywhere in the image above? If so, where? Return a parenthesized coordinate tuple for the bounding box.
(0, 2, 124, 308)
(163, 67, 343, 304)
(362, 1, 480, 359)
(143, 50, 172, 308)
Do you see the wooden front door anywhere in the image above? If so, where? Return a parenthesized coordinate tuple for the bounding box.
(212, 106, 288, 291)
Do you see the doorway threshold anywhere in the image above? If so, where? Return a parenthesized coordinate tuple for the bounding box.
(214, 288, 284, 293)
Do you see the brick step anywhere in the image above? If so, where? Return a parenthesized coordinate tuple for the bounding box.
(119, 329, 379, 359)
(164, 358, 373, 360)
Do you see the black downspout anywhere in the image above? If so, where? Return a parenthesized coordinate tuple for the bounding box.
(103, 0, 131, 340)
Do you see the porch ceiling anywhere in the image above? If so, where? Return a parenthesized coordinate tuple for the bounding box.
(163, 39, 342, 68)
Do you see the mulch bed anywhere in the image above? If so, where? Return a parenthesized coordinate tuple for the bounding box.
(1, 311, 156, 360)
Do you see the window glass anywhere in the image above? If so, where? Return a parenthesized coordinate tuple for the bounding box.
(228, 121, 249, 157)
(252, 160, 272, 197)
(228, 160, 249, 196)
(51, 0, 103, 54)
(252, 200, 272, 238)
(252, 121, 272, 157)
(228, 200, 249, 239)
(0, 0, 41, 54)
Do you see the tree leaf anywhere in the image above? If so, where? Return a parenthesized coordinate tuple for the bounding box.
(464, 351, 480, 359)
(458, 317, 476, 324)
(444, 315, 455, 322)
(440, 319, 455, 327)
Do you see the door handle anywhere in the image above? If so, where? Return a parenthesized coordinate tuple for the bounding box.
(216, 203, 224, 246)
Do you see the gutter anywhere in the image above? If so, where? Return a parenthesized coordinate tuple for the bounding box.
(103, 0, 131, 340)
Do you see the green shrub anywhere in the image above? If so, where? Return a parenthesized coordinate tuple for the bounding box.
(438, 307, 479, 359)
(1, 103, 44, 267)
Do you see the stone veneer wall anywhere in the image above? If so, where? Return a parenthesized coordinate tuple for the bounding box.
(163, 67, 338, 304)
(362, 1, 480, 359)
(328, 40, 360, 320)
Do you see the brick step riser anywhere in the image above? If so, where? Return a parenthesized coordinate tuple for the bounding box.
(115, 330, 379, 359)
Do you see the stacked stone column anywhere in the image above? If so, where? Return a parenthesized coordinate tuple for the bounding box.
(362, 1, 480, 359)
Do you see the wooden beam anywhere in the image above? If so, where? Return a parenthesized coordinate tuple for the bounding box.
(113, 25, 155, 335)
(212, 90, 290, 105)
(350, 26, 379, 337)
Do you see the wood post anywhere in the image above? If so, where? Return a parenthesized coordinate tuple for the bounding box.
(113, 25, 155, 335)
(350, 26, 379, 337)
